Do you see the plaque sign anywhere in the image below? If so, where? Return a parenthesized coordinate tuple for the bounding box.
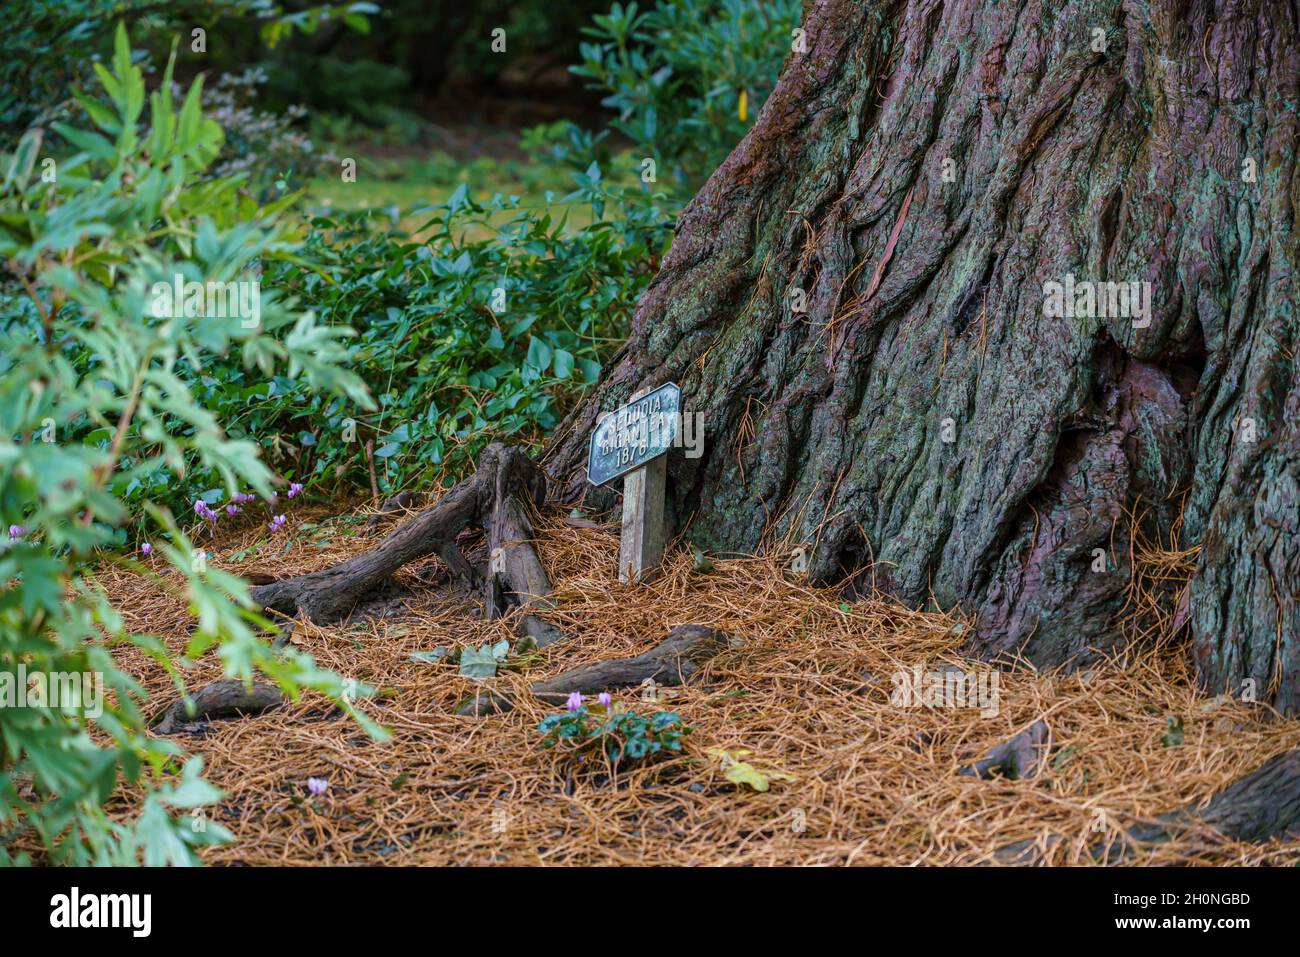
(586, 382, 681, 487)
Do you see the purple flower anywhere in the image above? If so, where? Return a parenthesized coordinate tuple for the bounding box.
(8, 525, 25, 540)
(269, 514, 287, 531)
(225, 504, 240, 516)
(140, 542, 153, 555)
(287, 482, 304, 499)
(566, 692, 584, 712)
(598, 692, 612, 707)
(306, 777, 328, 796)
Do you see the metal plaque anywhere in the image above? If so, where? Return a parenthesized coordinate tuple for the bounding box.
(586, 382, 682, 486)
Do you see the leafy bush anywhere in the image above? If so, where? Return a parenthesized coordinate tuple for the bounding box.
(538, 696, 689, 768)
(152, 0, 792, 506)
(271, 55, 422, 136)
(188, 162, 673, 500)
(0, 1, 377, 149)
(571, 0, 801, 189)
(0, 26, 382, 865)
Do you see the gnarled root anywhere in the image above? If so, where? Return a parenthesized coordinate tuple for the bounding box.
(995, 749, 1300, 864)
(152, 680, 285, 734)
(960, 720, 1051, 781)
(250, 443, 561, 643)
(458, 624, 730, 716)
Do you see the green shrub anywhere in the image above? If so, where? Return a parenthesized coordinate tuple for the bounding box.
(571, 0, 801, 190)
(162, 0, 792, 506)
(0, 1, 378, 149)
(190, 160, 673, 500)
(0, 25, 383, 865)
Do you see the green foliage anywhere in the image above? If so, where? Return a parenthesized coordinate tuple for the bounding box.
(571, 0, 801, 189)
(201, 68, 331, 192)
(0, 1, 377, 148)
(0, 0, 791, 864)
(275, 55, 422, 136)
(202, 163, 671, 499)
(0, 25, 383, 865)
(1162, 715, 1185, 748)
(538, 700, 689, 768)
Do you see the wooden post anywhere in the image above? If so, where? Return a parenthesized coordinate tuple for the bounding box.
(618, 386, 668, 582)
(589, 384, 678, 584)
(619, 452, 666, 582)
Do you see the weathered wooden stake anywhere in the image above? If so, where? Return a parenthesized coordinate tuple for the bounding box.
(588, 383, 680, 584)
(619, 451, 666, 582)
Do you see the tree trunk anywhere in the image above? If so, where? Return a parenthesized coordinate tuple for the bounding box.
(547, 0, 1300, 710)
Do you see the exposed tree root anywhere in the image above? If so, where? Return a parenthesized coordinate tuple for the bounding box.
(960, 720, 1051, 780)
(250, 444, 561, 644)
(458, 624, 730, 716)
(996, 749, 1300, 864)
(152, 680, 285, 734)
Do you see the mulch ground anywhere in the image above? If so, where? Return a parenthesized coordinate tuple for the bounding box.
(81, 505, 1300, 865)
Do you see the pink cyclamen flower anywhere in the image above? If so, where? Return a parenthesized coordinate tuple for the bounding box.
(141, 542, 152, 555)
(566, 692, 584, 711)
(287, 482, 304, 499)
(598, 692, 612, 707)
(307, 777, 328, 796)
(225, 504, 240, 516)
(269, 514, 287, 530)
(8, 525, 25, 539)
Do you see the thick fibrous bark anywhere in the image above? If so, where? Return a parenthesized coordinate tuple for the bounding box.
(998, 748, 1300, 862)
(152, 680, 285, 734)
(458, 625, 729, 715)
(251, 444, 560, 643)
(547, 0, 1300, 711)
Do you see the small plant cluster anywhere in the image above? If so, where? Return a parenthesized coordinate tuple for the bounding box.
(411, 636, 541, 679)
(186, 482, 303, 541)
(538, 693, 689, 769)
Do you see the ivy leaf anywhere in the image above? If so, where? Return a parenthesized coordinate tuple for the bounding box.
(525, 335, 553, 372)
